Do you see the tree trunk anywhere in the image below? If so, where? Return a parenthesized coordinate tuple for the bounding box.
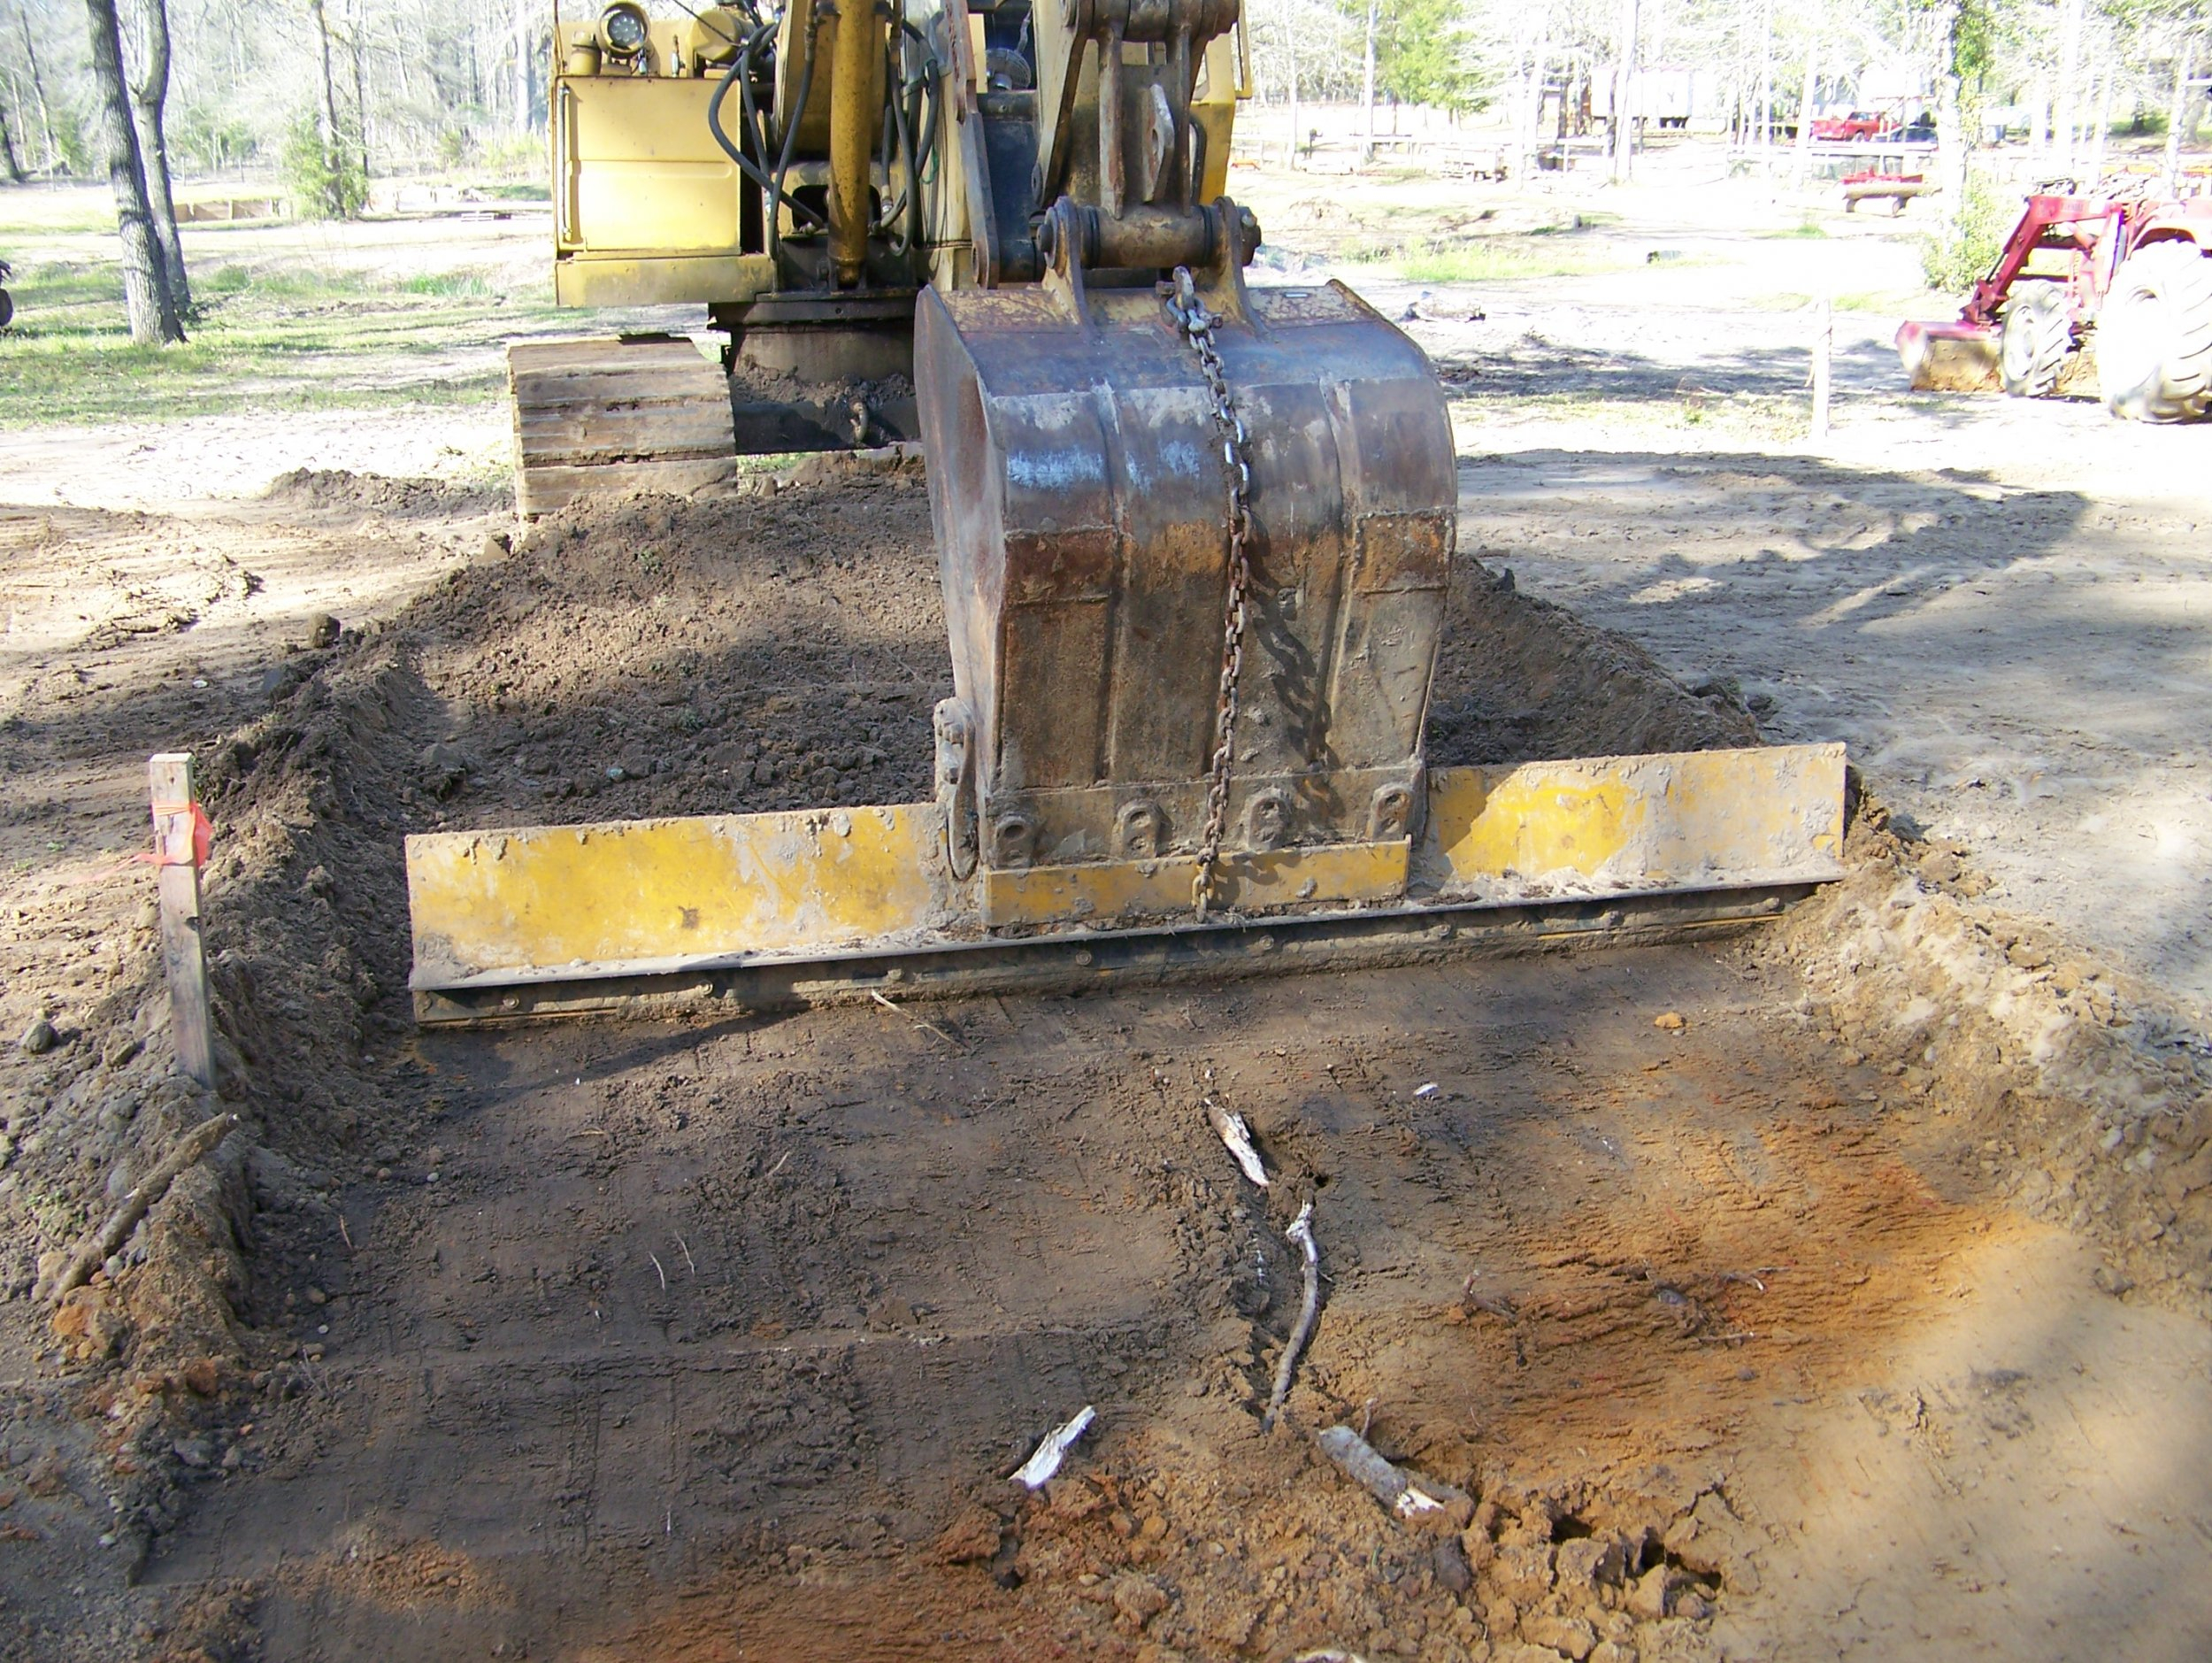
(0, 96, 24, 182)
(2085, 58, 2113, 184)
(511, 0, 532, 131)
(1610, 0, 1637, 182)
(1521, 25, 1549, 179)
(1791, 38, 1817, 189)
(1283, 0, 1299, 169)
(309, 0, 342, 149)
(1359, 0, 1378, 165)
(2168, 37, 2194, 192)
(126, 0, 189, 313)
(346, 0, 370, 183)
(1756, 0, 1770, 162)
(81, 0, 183, 343)
(1936, 67, 1967, 243)
(18, 4, 59, 170)
(2055, 0, 2084, 179)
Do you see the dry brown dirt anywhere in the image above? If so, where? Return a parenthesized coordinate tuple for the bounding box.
(2, 450, 2210, 1663)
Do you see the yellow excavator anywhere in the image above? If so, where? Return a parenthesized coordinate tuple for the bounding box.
(511, 0, 1249, 512)
(403, 0, 1847, 1021)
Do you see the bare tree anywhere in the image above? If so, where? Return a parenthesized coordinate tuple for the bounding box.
(2054, 0, 2085, 177)
(82, 0, 185, 342)
(17, 4, 59, 170)
(1791, 35, 1818, 188)
(1359, 0, 1379, 162)
(1611, 0, 1638, 181)
(2166, 34, 2194, 191)
(309, 0, 342, 150)
(126, 0, 191, 312)
(0, 96, 24, 182)
(510, 0, 530, 131)
(344, 0, 370, 182)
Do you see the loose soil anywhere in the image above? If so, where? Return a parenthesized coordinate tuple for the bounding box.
(5, 150, 2212, 1663)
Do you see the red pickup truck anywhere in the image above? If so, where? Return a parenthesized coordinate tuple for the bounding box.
(1811, 111, 1888, 142)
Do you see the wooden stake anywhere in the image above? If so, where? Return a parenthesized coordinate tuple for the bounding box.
(1810, 295, 1832, 446)
(149, 752, 214, 1089)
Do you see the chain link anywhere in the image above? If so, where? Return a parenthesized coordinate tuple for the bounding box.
(1167, 266, 1255, 922)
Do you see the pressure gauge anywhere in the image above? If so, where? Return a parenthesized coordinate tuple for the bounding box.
(599, 2, 649, 59)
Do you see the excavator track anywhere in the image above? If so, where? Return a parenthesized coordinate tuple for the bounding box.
(509, 336, 739, 519)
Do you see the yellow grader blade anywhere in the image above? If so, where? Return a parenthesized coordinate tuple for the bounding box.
(405, 743, 1846, 1023)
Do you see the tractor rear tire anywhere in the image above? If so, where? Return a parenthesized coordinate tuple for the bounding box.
(2098, 241, 2212, 423)
(1999, 281, 2071, 398)
(0, 288, 12, 331)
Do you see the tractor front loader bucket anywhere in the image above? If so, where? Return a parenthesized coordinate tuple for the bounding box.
(1897, 320, 2001, 393)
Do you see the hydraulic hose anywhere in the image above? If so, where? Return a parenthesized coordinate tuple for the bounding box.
(708, 38, 828, 237)
(768, 4, 823, 267)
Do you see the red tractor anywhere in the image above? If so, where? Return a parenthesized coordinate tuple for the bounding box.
(1897, 189, 2212, 421)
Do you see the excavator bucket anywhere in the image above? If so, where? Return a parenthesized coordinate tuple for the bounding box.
(914, 269, 1455, 920)
(405, 252, 1849, 1024)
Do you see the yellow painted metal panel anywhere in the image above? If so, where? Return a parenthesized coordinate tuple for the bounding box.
(552, 252, 777, 307)
(558, 75, 744, 257)
(404, 745, 1845, 994)
(408, 805, 949, 986)
(979, 840, 1409, 928)
(1421, 743, 1846, 899)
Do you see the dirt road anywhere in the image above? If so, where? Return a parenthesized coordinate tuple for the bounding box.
(4, 153, 2212, 1662)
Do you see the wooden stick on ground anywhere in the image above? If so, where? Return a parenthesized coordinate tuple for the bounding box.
(1810, 295, 1833, 446)
(48, 1113, 240, 1303)
(149, 753, 215, 1089)
(1263, 1200, 1320, 1430)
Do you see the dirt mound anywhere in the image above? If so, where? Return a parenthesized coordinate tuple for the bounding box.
(393, 474, 1747, 833)
(405, 474, 947, 827)
(1767, 798, 2212, 1313)
(261, 467, 504, 520)
(1432, 561, 1756, 766)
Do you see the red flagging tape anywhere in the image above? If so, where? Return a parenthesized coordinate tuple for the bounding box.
(140, 799, 213, 870)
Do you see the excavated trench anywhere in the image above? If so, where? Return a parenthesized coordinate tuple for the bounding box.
(6, 471, 2211, 1661)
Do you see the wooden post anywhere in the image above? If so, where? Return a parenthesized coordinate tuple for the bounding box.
(149, 753, 214, 1089)
(1810, 295, 1832, 446)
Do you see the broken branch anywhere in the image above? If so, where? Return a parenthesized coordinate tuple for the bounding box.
(48, 1113, 240, 1303)
(1263, 1199, 1319, 1429)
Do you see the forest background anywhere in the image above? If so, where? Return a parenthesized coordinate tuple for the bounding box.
(0, 0, 2202, 340)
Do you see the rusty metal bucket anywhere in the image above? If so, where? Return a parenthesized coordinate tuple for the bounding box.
(914, 250, 1459, 928)
(1897, 319, 2001, 392)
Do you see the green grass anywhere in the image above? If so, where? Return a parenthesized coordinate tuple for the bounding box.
(1763, 217, 1832, 239)
(1389, 237, 1630, 284)
(0, 186, 119, 235)
(395, 269, 495, 297)
(0, 258, 560, 425)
